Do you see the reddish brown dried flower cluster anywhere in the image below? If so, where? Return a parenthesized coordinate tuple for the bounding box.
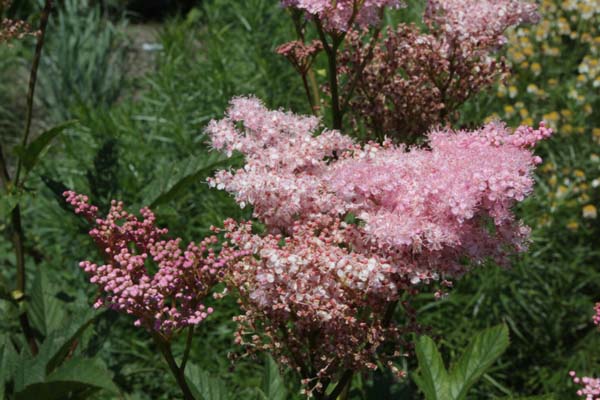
(0, 0, 38, 44)
(339, 24, 508, 140)
(276, 40, 323, 75)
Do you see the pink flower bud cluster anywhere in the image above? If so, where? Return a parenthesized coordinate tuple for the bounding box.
(281, 0, 403, 32)
(594, 303, 600, 326)
(64, 191, 246, 334)
(339, 0, 539, 139)
(571, 371, 600, 400)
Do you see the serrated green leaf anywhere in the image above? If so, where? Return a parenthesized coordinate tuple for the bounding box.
(17, 120, 77, 173)
(448, 324, 510, 400)
(28, 267, 66, 337)
(185, 362, 230, 400)
(0, 335, 19, 398)
(14, 356, 118, 400)
(37, 308, 102, 374)
(259, 355, 287, 400)
(413, 335, 450, 400)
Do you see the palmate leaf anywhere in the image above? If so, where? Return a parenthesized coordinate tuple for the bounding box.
(448, 324, 510, 400)
(185, 363, 230, 400)
(413, 324, 510, 400)
(413, 336, 450, 400)
(28, 267, 67, 337)
(259, 355, 287, 400)
(14, 356, 119, 400)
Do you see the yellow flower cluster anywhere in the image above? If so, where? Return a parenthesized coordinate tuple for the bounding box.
(492, 0, 600, 232)
(496, 0, 598, 138)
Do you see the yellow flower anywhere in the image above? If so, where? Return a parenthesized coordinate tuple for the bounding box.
(560, 109, 573, 119)
(531, 62, 542, 75)
(567, 221, 579, 231)
(504, 105, 516, 117)
(582, 204, 598, 219)
(519, 108, 529, 119)
(593, 128, 600, 138)
(508, 86, 518, 98)
(522, 117, 534, 126)
(574, 169, 585, 178)
(548, 175, 558, 186)
(561, 124, 574, 135)
(557, 185, 569, 197)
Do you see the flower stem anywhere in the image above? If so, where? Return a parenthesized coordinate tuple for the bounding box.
(152, 332, 196, 400)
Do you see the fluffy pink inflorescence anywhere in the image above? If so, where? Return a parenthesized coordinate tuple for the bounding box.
(594, 303, 600, 326)
(207, 96, 354, 230)
(208, 98, 550, 387)
(282, 0, 403, 32)
(571, 371, 600, 400)
(425, 0, 539, 46)
(64, 191, 246, 335)
(208, 97, 551, 277)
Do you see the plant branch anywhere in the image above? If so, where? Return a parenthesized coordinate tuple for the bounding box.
(14, 0, 53, 186)
(152, 332, 196, 400)
(180, 326, 194, 372)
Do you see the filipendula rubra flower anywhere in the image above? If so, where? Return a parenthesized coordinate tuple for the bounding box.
(207, 97, 551, 393)
(64, 191, 247, 335)
(338, 0, 540, 139)
(569, 305, 600, 400)
(281, 0, 403, 32)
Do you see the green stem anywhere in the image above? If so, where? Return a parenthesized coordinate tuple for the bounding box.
(315, 21, 344, 130)
(152, 332, 196, 400)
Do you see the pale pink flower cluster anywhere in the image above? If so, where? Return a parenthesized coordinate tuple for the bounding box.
(594, 303, 600, 326)
(571, 371, 600, 400)
(425, 0, 539, 46)
(208, 97, 551, 276)
(281, 0, 402, 32)
(207, 97, 550, 387)
(64, 191, 245, 335)
(207, 96, 354, 230)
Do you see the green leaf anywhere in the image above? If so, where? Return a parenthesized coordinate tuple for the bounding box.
(0, 335, 19, 398)
(0, 191, 22, 221)
(448, 324, 509, 400)
(185, 362, 230, 400)
(17, 120, 77, 173)
(14, 356, 118, 400)
(259, 355, 287, 400)
(37, 308, 103, 374)
(413, 335, 450, 400)
(28, 267, 66, 337)
(145, 152, 236, 208)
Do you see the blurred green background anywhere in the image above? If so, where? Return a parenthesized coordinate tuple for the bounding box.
(0, 0, 598, 398)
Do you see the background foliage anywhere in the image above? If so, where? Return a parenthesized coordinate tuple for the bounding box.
(0, 0, 598, 398)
